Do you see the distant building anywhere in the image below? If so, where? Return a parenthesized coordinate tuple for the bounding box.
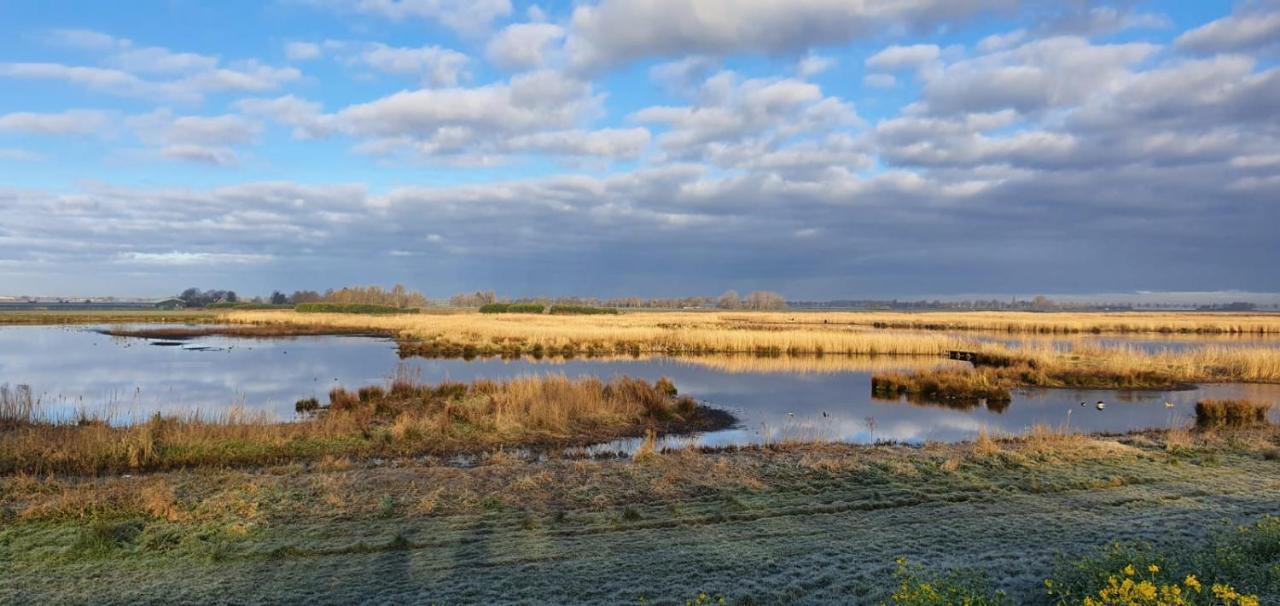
(154, 298, 186, 310)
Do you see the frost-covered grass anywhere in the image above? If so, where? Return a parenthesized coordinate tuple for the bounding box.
(2, 427, 1278, 604)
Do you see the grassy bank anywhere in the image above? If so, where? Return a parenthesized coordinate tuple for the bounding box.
(227, 310, 970, 356)
(2, 427, 1277, 604)
(98, 324, 393, 339)
(0, 309, 219, 325)
(777, 310, 1280, 335)
(0, 375, 726, 475)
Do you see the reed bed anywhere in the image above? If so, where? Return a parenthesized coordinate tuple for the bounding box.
(740, 310, 1280, 334)
(978, 341, 1280, 384)
(1194, 399, 1274, 429)
(0, 375, 718, 475)
(226, 310, 970, 356)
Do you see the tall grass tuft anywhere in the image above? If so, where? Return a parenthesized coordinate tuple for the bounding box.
(0, 384, 37, 429)
(1195, 400, 1274, 429)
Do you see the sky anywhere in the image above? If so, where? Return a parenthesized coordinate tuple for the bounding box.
(0, 0, 1277, 299)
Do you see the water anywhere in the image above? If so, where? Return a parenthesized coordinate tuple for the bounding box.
(2, 324, 1277, 447)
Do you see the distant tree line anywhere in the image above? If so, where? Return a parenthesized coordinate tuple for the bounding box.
(177, 285, 791, 311)
(177, 288, 239, 307)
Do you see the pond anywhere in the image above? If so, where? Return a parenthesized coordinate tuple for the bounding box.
(2, 324, 1278, 448)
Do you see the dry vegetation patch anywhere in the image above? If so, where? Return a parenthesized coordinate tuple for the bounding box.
(0, 375, 726, 475)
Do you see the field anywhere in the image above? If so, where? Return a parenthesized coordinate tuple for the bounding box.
(2, 428, 1277, 604)
(3, 309, 1279, 604)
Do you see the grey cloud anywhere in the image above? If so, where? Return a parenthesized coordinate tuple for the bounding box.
(916, 36, 1158, 115)
(563, 0, 1018, 72)
(1177, 4, 1280, 54)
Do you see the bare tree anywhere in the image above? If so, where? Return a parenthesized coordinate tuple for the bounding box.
(717, 290, 741, 309)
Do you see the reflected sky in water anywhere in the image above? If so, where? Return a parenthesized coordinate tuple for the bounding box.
(2, 325, 1277, 446)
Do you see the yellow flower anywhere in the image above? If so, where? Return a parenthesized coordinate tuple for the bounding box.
(1123, 564, 1135, 577)
(1184, 575, 1201, 592)
(1148, 564, 1160, 574)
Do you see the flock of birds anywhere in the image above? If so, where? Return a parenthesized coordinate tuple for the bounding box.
(1080, 400, 1178, 411)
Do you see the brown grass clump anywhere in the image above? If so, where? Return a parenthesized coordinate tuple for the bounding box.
(871, 368, 1013, 407)
(0, 375, 725, 475)
(1195, 400, 1274, 429)
(972, 430, 1001, 457)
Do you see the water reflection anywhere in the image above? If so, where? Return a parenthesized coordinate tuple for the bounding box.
(1, 325, 1277, 447)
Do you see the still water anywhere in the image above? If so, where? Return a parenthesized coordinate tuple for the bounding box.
(2, 325, 1277, 447)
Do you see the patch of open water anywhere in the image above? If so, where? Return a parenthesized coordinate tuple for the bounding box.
(2, 324, 1277, 447)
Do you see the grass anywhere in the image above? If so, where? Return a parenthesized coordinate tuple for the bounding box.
(293, 302, 418, 314)
(0, 383, 36, 429)
(872, 367, 1013, 407)
(226, 310, 970, 357)
(0, 309, 218, 325)
(98, 324, 390, 339)
(1195, 400, 1274, 430)
(786, 310, 1280, 334)
(548, 304, 619, 315)
(0, 374, 723, 475)
(874, 342, 1280, 405)
(3, 427, 1278, 604)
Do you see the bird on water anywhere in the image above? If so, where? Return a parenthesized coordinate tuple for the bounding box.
(1096, 400, 1106, 411)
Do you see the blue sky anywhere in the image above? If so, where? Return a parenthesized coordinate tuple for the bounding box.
(0, 1, 1277, 299)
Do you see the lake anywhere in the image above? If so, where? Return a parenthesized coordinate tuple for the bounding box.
(3, 324, 1278, 448)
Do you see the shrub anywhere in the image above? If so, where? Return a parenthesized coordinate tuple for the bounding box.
(479, 303, 545, 314)
(548, 304, 618, 315)
(887, 557, 1011, 605)
(294, 303, 415, 315)
(1195, 400, 1273, 429)
(1046, 517, 1278, 605)
(295, 397, 320, 414)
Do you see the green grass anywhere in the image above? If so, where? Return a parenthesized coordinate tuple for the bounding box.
(293, 303, 417, 314)
(479, 303, 546, 314)
(0, 309, 218, 325)
(549, 304, 619, 315)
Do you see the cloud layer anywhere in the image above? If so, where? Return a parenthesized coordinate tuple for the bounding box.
(0, 1, 1277, 297)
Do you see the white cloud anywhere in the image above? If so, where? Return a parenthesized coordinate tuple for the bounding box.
(486, 22, 566, 71)
(116, 251, 274, 265)
(235, 95, 333, 139)
(866, 44, 940, 71)
(0, 110, 113, 136)
(1176, 6, 1280, 54)
(796, 54, 835, 77)
(916, 36, 1159, 115)
(1, 30, 299, 102)
(353, 43, 470, 86)
(160, 145, 240, 166)
(285, 42, 323, 61)
(316, 0, 513, 34)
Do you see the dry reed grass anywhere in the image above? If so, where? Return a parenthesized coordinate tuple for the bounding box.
(0, 374, 714, 475)
(977, 341, 1280, 384)
(1195, 400, 1274, 429)
(737, 310, 1280, 334)
(226, 310, 970, 356)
